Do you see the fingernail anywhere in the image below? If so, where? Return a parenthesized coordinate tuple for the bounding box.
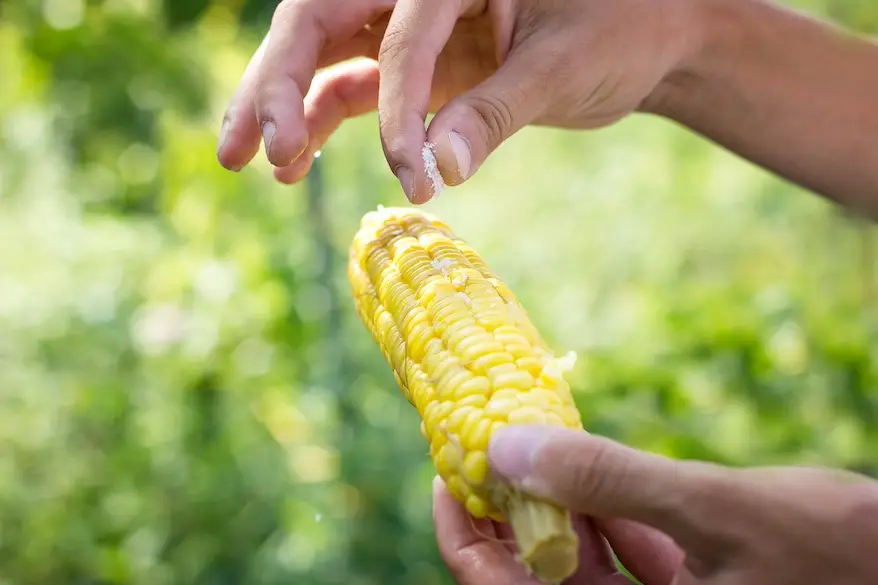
(217, 119, 230, 154)
(448, 131, 471, 180)
(489, 425, 561, 482)
(261, 121, 276, 158)
(396, 166, 414, 202)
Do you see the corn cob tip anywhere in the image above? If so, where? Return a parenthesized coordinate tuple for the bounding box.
(494, 487, 580, 584)
(348, 206, 584, 583)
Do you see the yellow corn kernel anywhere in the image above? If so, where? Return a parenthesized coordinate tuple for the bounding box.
(348, 207, 584, 584)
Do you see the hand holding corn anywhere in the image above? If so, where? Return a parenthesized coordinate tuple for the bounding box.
(445, 425, 878, 585)
(348, 207, 878, 585)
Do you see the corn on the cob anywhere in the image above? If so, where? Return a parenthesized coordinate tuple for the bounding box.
(348, 206, 584, 584)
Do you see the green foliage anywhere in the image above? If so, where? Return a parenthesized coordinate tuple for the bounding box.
(1, 1, 876, 584)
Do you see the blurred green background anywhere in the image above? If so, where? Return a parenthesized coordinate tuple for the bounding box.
(1, 1, 877, 584)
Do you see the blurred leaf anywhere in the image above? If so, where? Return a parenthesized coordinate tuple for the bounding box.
(161, 0, 212, 30)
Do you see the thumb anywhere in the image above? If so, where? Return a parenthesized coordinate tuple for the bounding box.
(487, 425, 723, 542)
(426, 49, 550, 187)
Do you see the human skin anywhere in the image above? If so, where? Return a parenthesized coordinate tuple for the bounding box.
(216, 0, 878, 582)
(434, 425, 878, 585)
(216, 0, 878, 215)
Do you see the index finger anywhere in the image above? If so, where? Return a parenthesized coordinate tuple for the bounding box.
(377, 0, 484, 203)
(596, 518, 683, 585)
(432, 477, 534, 585)
(228, 0, 396, 168)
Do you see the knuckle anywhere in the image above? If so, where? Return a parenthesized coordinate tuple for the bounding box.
(254, 68, 302, 112)
(275, 0, 389, 33)
(549, 438, 628, 506)
(378, 124, 408, 168)
(466, 93, 516, 147)
(578, 441, 627, 497)
(377, 25, 410, 67)
(671, 463, 753, 555)
(676, 462, 730, 520)
(225, 93, 257, 124)
(271, 0, 296, 26)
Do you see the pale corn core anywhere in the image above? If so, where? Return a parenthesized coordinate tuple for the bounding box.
(348, 207, 583, 520)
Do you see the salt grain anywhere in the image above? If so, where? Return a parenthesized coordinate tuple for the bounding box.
(422, 142, 445, 198)
(430, 258, 455, 273)
(454, 292, 472, 304)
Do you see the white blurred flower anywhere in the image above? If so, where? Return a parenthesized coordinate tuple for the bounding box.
(194, 260, 238, 303)
(131, 304, 188, 354)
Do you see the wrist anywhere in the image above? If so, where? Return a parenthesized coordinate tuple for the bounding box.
(641, 0, 755, 120)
